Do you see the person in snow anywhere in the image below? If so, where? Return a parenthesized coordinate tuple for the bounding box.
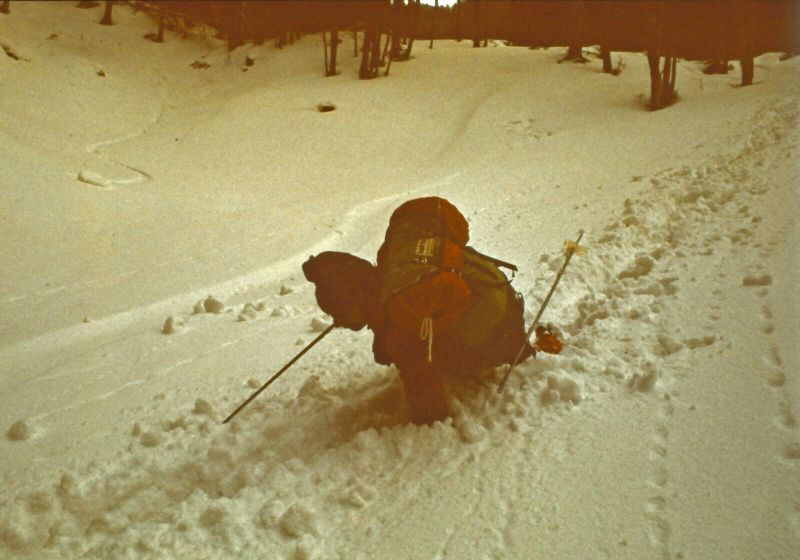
(303, 197, 535, 424)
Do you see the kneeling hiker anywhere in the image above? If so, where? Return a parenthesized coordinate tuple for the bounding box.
(303, 197, 537, 424)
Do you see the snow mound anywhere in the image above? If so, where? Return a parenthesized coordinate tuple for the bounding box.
(7, 419, 34, 441)
(310, 316, 332, 332)
(162, 315, 185, 334)
(203, 295, 226, 314)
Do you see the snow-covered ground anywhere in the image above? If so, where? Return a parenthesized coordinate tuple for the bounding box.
(1, 2, 798, 558)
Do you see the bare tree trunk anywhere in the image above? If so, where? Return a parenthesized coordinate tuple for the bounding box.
(740, 57, 754, 86)
(359, 25, 380, 79)
(100, 0, 113, 25)
(394, 1, 417, 61)
(734, 0, 755, 86)
(647, 51, 678, 110)
(323, 32, 329, 75)
(647, 51, 662, 111)
(384, 36, 394, 76)
(155, 4, 165, 42)
(662, 54, 673, 93)
(370, 28, 381, 69)
(328, 30, 339, 76)
(561, 44, 586, 63)
(601, 47, 613, 73)
(0, 1, 10, 15)
(390, 0, 403, 59)
(454, 0, 462, 41)
(472, 0, 482, 47)
(429, 0, 438, 49)
(380, 31, 392, 66)
(405, 38, 415, 59)
(669, 56, 677, 92)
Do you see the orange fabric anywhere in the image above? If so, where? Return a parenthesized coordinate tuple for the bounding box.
(440, 239, 464, 271)
(534, 326, 563, 354)
(385, 270, 472, 334)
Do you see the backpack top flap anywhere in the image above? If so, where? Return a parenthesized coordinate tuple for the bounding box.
(384, 197, 469, 246)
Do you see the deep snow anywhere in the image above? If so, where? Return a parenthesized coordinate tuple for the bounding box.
(1, 2, 798, 559)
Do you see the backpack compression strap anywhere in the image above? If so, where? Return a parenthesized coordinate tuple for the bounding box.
(468, 248, 517, 273)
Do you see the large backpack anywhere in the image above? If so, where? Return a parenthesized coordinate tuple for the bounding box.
(376, 197, 530, 366)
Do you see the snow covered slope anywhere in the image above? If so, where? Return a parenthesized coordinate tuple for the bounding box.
(1, 2, 798, 559)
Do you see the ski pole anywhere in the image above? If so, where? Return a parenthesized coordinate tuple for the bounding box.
(497, 230, 584, 392)
(222, 324, 335, 424)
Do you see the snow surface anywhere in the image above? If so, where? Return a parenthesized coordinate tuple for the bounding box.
(1, 2, 799, 559)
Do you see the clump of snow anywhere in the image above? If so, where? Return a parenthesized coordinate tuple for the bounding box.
(540, 375, 582, 405)
(193, 398, 215, 416)
(618, 253, 656, 280)
(162, 315, 185, 334)
(279, 503, 319, 538)
(203, 295, 226, 314)
(784, 443, 800, 460)
(684, 335, 716, 349)
(310, 316, 332, 332)
(280, 285, 294, 295)
(139, 430, 162, 448)
(259, 499, 286, 528)
(237, 302, 259, 321)
(2, 42, 22, 61)
(77, 169, 107, 187)
(628, 370, 658, 392)
(456, 416, 488, 443)
(742, 273, 773, 286)
(271, 306, 290, 317)
(657, 334, 685, 356)
(7, 419, 33, 441)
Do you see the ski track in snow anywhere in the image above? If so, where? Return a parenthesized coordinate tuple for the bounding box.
(0, 184, 442, 362)
(2, 69, 799, 560)
(75, 70, 165, 191)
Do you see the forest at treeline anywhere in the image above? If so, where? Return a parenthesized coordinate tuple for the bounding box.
(130, 0, 798, 57)
(3, 1, 798, 110)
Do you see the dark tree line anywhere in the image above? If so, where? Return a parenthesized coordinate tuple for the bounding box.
(6, 1, 797, 110)
(130, 0, 797, 108)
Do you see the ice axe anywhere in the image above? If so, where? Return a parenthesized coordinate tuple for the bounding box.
(222, 324, 335, 424)
(497, 230, 584, 392)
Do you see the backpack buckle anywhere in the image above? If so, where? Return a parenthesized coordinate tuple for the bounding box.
(415, 238, 437, 258)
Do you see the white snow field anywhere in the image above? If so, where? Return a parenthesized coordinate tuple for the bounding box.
(1, 2, 798, 559)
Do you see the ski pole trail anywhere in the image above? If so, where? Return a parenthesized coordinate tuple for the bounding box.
(644, 397, 674, 560)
